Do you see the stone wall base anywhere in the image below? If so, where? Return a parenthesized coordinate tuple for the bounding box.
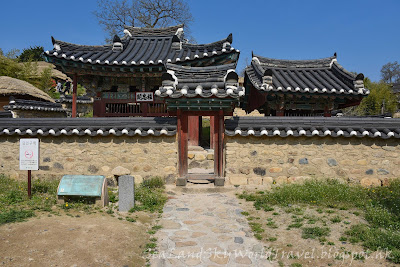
(225, 136, 400, 187)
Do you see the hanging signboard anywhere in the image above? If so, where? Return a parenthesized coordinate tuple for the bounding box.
(136, 92, 154, 102)
(20, 138, 39, 171)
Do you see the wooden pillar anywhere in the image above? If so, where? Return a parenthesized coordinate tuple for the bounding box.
(72, 73, 78, 118)
(210, 116, 215, 149)
(217, 110, 224, 177)
(140, 76, 148, 115)
(188, 116, 200, 146)
(324, 102, 332, 117)
(177, 110, 188, 177)
(213, 114, 219, 176)
(276, 97, 285, 116)
(324, 105, 332, 117)
(213, 110, 224, 177)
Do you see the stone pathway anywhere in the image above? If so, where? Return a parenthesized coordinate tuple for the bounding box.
(150, 188, 277, 266)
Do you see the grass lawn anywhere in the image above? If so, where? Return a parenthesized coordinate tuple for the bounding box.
(0, 174, 167, 266)
(238, 179, 400, 266)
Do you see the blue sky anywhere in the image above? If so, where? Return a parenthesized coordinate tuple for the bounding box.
(1, 0, 399, 81)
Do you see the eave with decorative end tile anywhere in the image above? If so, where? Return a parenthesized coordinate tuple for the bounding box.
(225, 117, 400, 139)
(155, 63, 244, 113)
(4, 99, 66, 113)
(0, 117, 177, 137)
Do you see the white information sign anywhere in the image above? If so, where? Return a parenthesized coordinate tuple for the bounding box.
(19, 138, 39, 170)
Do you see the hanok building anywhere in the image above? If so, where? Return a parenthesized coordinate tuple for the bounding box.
(44, 25, 240, 118)
(244, 53, 368, 116)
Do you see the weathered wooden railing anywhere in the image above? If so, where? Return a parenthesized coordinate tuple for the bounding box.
(94, 99, 168, 117)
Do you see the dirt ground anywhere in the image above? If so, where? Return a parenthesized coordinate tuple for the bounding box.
(239, 198, 397, 267)
(0, 211, 156, 267)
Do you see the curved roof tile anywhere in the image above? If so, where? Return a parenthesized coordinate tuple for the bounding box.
(46, 28, 238, 67)
(246, 54, 368, 96)
(225, 117, 400, 139)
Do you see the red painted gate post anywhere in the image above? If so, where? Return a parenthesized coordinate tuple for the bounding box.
(210, 116, 215, 149)
(213, 113, 219, 177)
(218, 110, 224, 177)
(188, 116, 200, 146)
(177, 110, 188, 179)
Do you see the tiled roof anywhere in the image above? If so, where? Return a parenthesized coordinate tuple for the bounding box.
(156, 63, 244, 98)
(0, 117, 177, 137)
(4, 99, 66, 112)
(56, 95, 93, 104)
(45, 26, 239, 67)
(246, 54, 368, 96)
(225, 117, 400, 139)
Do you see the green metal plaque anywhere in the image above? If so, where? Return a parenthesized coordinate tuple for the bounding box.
(58, 175, 105, 197)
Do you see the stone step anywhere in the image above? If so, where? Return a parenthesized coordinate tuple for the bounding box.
(187, 179, 213, 184)
(188, 145, 204, 151)
(188, 167, 214, 174)
(188, 153, 214, 161)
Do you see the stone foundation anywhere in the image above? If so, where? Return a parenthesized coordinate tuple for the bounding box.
(225, 136, 400, 187)
(0, 135, 177, 183)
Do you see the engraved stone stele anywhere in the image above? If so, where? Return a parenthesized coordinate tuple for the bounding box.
(119, 175, 135, 212)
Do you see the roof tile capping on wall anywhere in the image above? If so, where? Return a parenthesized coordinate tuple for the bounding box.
(225, 117, 400, 139)
(224, 117, 400, 187)
(0, 117, 178, 182)
(0, 117, 177, 137)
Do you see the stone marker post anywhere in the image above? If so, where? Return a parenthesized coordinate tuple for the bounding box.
(118, 175, 135, 212)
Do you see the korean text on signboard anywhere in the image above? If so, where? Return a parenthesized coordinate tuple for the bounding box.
(136, 92, 154, 102)
(20, 138, 39, 170)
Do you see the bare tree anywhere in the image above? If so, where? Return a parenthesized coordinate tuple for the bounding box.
(93, 0, 193, 41)
(381, 61, 400, 83)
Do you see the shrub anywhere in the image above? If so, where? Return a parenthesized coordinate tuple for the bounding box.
(302, 227, 330, 239)
(0, 209, 35, 224)
(32, 179, 58, 194)
(141, 176, 165, 189)
(239, 179, 368, 209)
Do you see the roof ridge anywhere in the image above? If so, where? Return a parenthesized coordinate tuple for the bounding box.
(51, 37, 110, 51)
(124, 24, 184, 36)
(182, 33, 233, 49)
(253, 53, 336, 69)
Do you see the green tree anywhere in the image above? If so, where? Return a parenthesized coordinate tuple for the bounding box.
(357, 78, 397, 115)
(0, 54, 25, 79)
(38, 67, 53, 91)
(4, 48, 20, 59)
(18, 46, 45, 62)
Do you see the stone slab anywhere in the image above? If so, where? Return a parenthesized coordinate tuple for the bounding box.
(118, 175, 135, 212)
